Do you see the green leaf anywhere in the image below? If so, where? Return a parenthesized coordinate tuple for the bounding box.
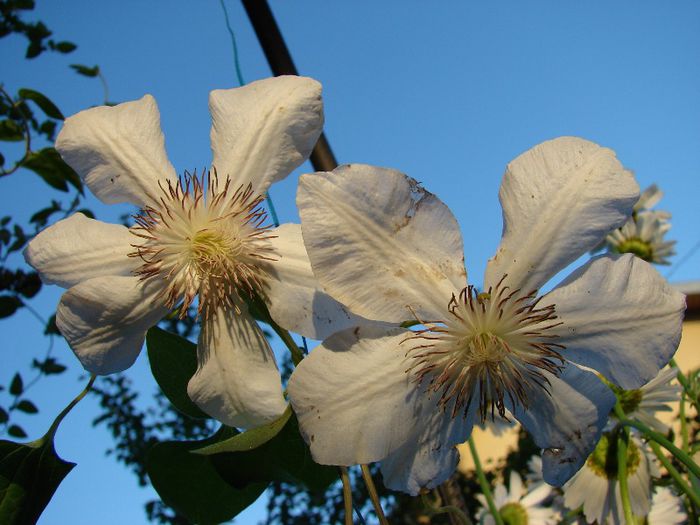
(0, 120, 23, 142)
(53, 41, 76, 54)
(0, 437, 75, 524)
(0, 296, 22, 319)
(69, 64, 100, 78)
(0, 408, 8, 424)
(32, 357, 66, 375)
(43, 316, 61, 336)
(18, 89, 64, 120)
(195, 406, 292, 455)
(7, 426, 26, 439)
(209, 415, 337, 493)
(146, 327, 208, 419)
(9, 375, 22, 397)
(23, 148, 82, 193)
(146, 428, 266, 524)
(15, 401, 37, 415)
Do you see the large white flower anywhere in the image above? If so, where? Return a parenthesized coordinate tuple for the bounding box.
(25, 76, 362, 429)
(476, 471, 560, 525)
(562, 432, 658, 524)
(288, 137, 685, 494)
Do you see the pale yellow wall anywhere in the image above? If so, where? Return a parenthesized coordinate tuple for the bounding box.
(456, 319, 700, 473)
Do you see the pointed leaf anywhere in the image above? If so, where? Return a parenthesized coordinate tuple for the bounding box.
(0, 297, 22, 319)
(146, 327, 209, 419)
(18, 89, 64, 120)
(69, 64, 99, 78)
(9, 375, 22, 397)
(0, 409, 7, 424)
(146, 428, 265, 524)
(0, 438, 75, 524)
(15, 401, 37, 415)
(23, 148, 82, 193)
(6, 427, 26, 439)
(195, 406, 292, 455)
(0, 120, 23, 142)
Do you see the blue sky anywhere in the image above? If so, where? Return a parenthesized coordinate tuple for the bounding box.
(2, 1, 699, 523)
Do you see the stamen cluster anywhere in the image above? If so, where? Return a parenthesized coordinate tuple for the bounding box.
(405, 276, 565, 421)
(129, 170, 276, 317)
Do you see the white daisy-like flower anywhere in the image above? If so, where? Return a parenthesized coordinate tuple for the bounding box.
(605, 184, 676, 264)
(24, 76, 362, 429)
(563, 432, 658, 524)
(288, 137, 685, 494)
(476, 471, 560, 525)
(648, 486, 687, 525)
(613, 366, 681, 434)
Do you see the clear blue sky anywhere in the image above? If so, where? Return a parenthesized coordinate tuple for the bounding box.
(2, 1, 699, 523)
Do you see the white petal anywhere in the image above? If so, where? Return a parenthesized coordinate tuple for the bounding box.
(56, 276, 167, 374)
(546, 254, 685, 389)
(298, 165, 467, 323)
(485, 137, 639, 293)
(262, 223, 369, 340)
(187, 302, 287, 429)
(287, 324, 473, 470)
(56, 95, 176, 208)
(511, 363, 616, 487)
(24, 213, 137, 288)
(209, 76, 323, 195)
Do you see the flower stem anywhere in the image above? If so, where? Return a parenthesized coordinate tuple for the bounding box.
(360, 464, 389, 525)
(616, 428, 635, 525)
(340, 467, 353, 525)
(614, 405, 700, 479)
(680, 390, 689, 454)
(648, 440, 700, 509)
(670, 358, 689, 390)
(421, 490, 473, 525)
(468, 437, 504, 525)
(43, 375, 96, 443)
(268, 317, 305, 365)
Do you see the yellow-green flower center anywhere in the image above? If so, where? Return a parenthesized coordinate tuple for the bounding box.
(615, 238, 653, 262)
(586, 433, 641, 480)
(500, 502, 529, 525)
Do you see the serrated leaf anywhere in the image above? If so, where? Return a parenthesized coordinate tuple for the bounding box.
(18, 89, 63, 120)
(195, 406, 292, 455)
(15, 401, 37, 415)
(7, 426, 26, 439)
(146, 327, 208, 419)
(69, 64, 99, 78)
(209, 415, 337, 493)
(0, 296, 22, 319)
(9, 374, 23, 397)
(23, 148, 82, 193)
(0, 437, 75, 524)
(146, 428, 265, 524)
(0, 120, 23, 142)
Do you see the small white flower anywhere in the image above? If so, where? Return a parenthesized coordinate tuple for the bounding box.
(648, 486, 687, 525)
(613, 366, 681, 434)
(606, 185, 676, 264)
(563, 432, 658, 524)
(25, 76, 361, 428)
(476, 471, 560, 525)
(289, 137, 685, 494)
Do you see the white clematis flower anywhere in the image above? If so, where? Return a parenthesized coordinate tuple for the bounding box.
(288, 137, 685, 494)
(25, 76, 362, 429)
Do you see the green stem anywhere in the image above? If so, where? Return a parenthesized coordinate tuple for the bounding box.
(42, 375, 96, 443)
(339, 467, 353, 525)
(680, 391, 689, 454)
(616, 429, 635, 524)
(468, 437, 504, 525)
(360, 464, 389, 525)
(648, 440, 700, 509)
(421, 491, 472, 525)
(669, 358, 689, 390)
(616, 414, 700, 480)
(269, 318, 304, 365)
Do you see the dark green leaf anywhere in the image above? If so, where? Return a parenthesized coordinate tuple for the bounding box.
(25, 41, 42, 59)
(0, 152, 5, 166)
(0, 437, 75, 524)
(0, 230, 9, 246)
(7, 226, 26, 254)
(0, 408, 7, 424)
(196, 406, 292, 455)
(146, 428, 266, 524)
(146, 327, 209, 419)
(15, 401, 37, 414)
(53, 41, 76, 54)
(9, 374, 23, 397)
(23, 148, 82, 193)
(43, 316, 61, 336)
(29, 203, 61, 226)
(0, 120, 23, 142)
(18, 89, 64, 120)
(7, 426, 26, 439)
(0, 296, 22, 319)
(32, 357, 66, 375)
(210, 415, 337, 493)
(69, 64, 99, 78)
(0, 217, 10, 227)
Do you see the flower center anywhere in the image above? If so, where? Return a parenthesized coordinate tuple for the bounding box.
(615, 238, 654, 262)
(405, 276, 565, 421)
(129, 170, 275, 317)
(500, 502, 529, 525)
(587, 433, 641, 480)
